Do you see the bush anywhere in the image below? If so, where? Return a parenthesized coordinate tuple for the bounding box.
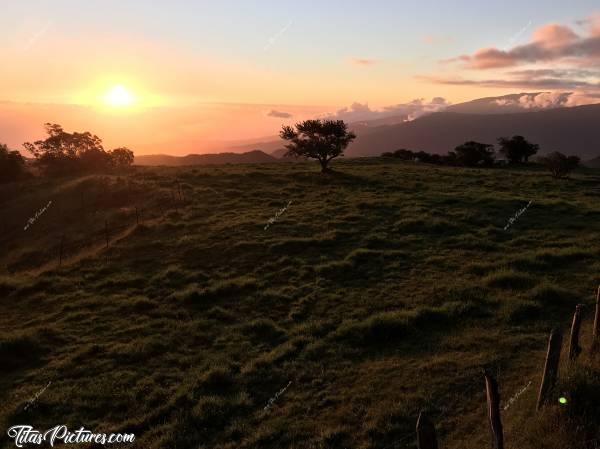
(538, 152, 580, 178)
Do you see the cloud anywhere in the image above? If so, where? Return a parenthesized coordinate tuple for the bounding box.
(446, 17, 600, 69)
(494, 92, 600, 109)
(267, 109, 293, 118)
(350, 58, 377, 66)
(323, 98, 450, 123)
(420, 75, 599, 90)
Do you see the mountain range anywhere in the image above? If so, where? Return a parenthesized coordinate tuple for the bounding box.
(135, 93, 600, 166)
(134, 150, 278, 166)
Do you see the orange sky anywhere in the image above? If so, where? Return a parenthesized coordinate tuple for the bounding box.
(1, 3, 599, 155)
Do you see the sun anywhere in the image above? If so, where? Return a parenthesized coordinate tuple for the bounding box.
(103, 85, 135, 107)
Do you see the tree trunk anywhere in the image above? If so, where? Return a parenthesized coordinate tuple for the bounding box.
(319, 158, 331, 173)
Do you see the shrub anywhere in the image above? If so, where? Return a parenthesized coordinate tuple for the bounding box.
(538, 152, 580, 178)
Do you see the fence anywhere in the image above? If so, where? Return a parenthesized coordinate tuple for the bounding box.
(416, 286, 600, 449)
(2, 177, 192, 273)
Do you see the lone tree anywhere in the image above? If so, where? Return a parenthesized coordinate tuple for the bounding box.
(539, 152, 580, 178)
(498, 136, 539, 164)
(0, 143, 27, 183)
(109, 147, 135, 169)
(449, 141, 495, 167)
(280, 120, 356, 173)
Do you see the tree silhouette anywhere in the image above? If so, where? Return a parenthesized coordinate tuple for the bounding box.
(449, 141, 495, 167)
(0, 143, 27, 183)
(23, 123, 134, 175)
(539, 152, 580, 178)
(498, 136, 539, 164)
(109, 147, 135, 169)
(280, 120, 356, 173)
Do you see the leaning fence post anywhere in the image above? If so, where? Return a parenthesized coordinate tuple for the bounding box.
(536, 328, 563, 410)
(568, 305, 583, 361)
(416, 411, 438, 449)
(592, 286, 600, 354)
(484, 371, 504, 449)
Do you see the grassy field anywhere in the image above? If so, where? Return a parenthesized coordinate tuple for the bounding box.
(1, 158, 599, 449)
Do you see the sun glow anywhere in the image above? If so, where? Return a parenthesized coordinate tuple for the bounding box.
(103, 85, 135, 107)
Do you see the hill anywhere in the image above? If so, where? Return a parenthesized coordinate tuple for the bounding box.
(134, 149, 279, 166)
(1, 159, 598, 449)
(585, 156, 600, 168)
(344, 104, 600, 158)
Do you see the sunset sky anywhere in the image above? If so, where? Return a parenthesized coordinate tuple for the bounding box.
(1, 1, 599, 155)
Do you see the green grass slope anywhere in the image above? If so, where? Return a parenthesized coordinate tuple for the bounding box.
(0, 159, 599, 449)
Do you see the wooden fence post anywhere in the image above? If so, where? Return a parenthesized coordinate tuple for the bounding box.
(592, 286, 600, 354)
(568, 305, 583, 361)
(536, 328, 563, 410)
(416, 411, 438, 449)
(484, 371, 504, 449)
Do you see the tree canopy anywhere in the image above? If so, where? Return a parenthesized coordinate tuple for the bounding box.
(538, 152, 580, 179)
(498, 136, 539, 164)
(280, 120, 356, 173)
(0, 143, 27, 184)
(23, 123, 134, 176)
(449, 141, 495, 167)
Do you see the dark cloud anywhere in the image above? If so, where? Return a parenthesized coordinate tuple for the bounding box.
(267, 110, 293, 118)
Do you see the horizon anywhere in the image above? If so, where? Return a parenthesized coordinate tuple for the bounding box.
(2, 1, 599, 155)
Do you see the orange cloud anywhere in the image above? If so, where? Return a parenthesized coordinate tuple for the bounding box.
(350, 58, 377, 66)
(533, 24, 579, 48)
(445, 15, 600, 70)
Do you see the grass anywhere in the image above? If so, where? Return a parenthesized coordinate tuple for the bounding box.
(0, 158, 599, 448)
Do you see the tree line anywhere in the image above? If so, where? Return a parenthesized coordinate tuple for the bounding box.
(1, 119, 586, 183)
(383, 136, 539, 166)
(1, 123, 134, 184)
(382, 136, 581, 178)
(280, 120, 583, 178)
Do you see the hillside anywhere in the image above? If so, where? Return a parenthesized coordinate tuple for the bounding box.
(344, 104, 600, 158)
(134, 150, 279, 166)
(1, 160, 599, 449)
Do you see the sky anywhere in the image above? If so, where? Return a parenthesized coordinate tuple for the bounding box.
(1, 1, 599, 155)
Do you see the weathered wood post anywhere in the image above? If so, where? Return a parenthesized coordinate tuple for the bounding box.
(536, 328, 562, 410)
(484, 371, 504, 449)
(568, 304, 583, 361)
(416, 411, 438, 449)
(592, 286, 600, 354)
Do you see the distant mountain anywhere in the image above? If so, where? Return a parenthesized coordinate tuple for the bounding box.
(134, 150, 279, 166)
(445, 93, 547, 114)
(344, 103, 600, 159)
(585, 156, 600, 168)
